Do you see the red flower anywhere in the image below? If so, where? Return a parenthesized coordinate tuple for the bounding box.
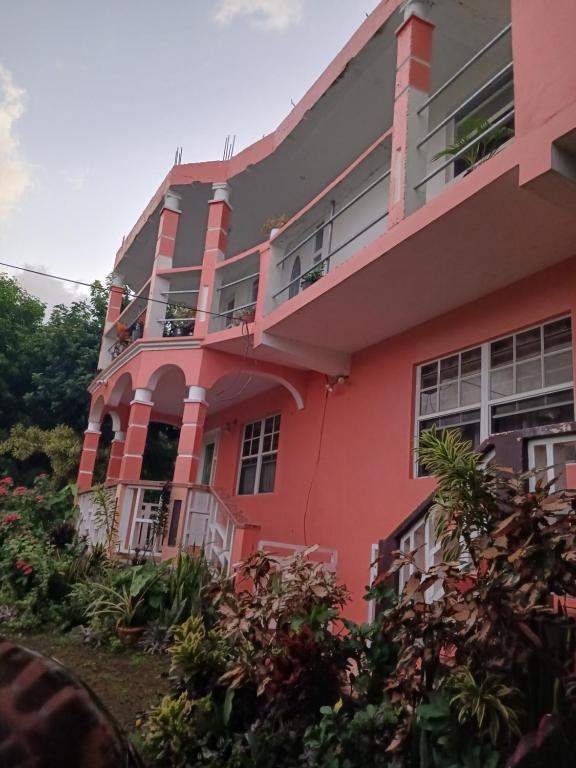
(0, 487, 7, 497)
(0, 476, 13, 486)
(13, 487, 27, 496)
(35, 495, 45, 502)
(15, 559, 33, 576)
(3, 513, 21, 524)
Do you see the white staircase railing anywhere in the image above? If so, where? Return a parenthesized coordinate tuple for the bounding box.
(183, 487, 235, 574)
(118, 485, 163, 555)
(257, 540, 338, 572)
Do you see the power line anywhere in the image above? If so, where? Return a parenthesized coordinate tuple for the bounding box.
(0, 260, 233, 321)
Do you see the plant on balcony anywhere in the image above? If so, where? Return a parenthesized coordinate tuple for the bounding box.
(433, 115, 513, 173)
(301, 266, 325, 288)
(261, 213, 289, 238)
(168, 304, 196, 336)
(235, 307, 256, 324)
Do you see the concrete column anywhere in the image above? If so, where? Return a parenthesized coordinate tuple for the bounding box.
(118, 389, 154, 482)
(98, 273, 125, 369)
(105, 430, 126, 484)
(194, 183, 231, 338)
(388, 5, 434, 225)
(144, 191, 182, 338)
(77, 421, 101, 492)
(172, 386, 208, 484)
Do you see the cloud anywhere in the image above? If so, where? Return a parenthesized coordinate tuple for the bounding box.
(13, 263, 86, 317)
(213, 0, 304, 31)
(0, 64, 32, 220)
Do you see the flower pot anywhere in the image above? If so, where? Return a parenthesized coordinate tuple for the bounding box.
(116, 626, 145, 646)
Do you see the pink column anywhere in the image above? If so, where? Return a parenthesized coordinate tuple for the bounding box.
(77, 421, 101, 492)
(118, 389, 154, 483)
(105, 430, 126, 484)
(172, 386, 208, 484)
(388, 6, 434, 225)
(194, 183, 231, 339)
(143, 191, 182, 338)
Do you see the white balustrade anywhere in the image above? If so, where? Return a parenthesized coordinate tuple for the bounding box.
(183, 488, 235, 574)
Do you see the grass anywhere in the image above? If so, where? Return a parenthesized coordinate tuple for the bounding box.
(3, 629, 170, 733)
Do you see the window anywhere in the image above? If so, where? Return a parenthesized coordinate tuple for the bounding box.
(238, 415, 281, 495)
(399, 518, 443, 602)
(416, 317, 574, 475)
(528, 435, 576, 492)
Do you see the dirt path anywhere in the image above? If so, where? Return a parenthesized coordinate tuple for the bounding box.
(3, 631, 170, 733)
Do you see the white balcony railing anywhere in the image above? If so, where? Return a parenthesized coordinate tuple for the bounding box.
(183, 488, 236, 573)
(118, 485, 164, 555)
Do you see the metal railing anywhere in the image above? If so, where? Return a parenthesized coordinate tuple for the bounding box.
(414, 24, 514, 192)
(273, 201, 390, 300)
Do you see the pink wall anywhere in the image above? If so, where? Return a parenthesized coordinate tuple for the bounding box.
(204, 256, 576, 622)
(512, 0, 576, 137)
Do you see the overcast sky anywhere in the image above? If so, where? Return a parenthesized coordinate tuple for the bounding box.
(0, 0, 380, 311)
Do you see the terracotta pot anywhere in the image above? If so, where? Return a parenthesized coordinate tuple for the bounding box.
(116, 626, 145, 646)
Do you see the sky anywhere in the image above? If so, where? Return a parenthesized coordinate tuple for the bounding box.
(0, 0, 380, 312)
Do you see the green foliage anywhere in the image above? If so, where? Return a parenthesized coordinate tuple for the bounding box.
(432, 115, 513, 170)
(0, 423, 82, 486)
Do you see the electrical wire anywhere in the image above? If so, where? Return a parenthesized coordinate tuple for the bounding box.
(0, 261, 230, 321)
(303, 383, 330, 545)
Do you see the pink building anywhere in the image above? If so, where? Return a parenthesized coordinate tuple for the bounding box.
(78, 0, 576, 621)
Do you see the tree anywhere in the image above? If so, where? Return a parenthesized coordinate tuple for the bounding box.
(0, 274, 45, 433)
(24, 282, 107, 433)
(0, 423, 81, 486)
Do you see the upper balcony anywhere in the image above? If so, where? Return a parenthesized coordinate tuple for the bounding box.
(95, 0, 576, 381)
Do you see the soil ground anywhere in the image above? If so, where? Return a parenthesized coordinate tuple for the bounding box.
(3, 630, 170, 733)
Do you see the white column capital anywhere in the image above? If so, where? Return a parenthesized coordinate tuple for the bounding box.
(108, 272, 125, 288)
(400, 0, 432, 21)
(131, 388, 154, 405)
(113, 431, 127, 442)
(163, 189, 182, 213)
(211, 182, 230, 204)
(185, 385, 208, 405)
(86, 421, 101, 434)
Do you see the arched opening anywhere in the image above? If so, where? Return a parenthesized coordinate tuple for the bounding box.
(142, 365, 188, 481)
(93, 413, 114, 484)
(288, 255, 301, 299)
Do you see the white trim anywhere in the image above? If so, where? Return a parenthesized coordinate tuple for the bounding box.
(197, 429, 221, 486)
(186, 385, 208, 404)
(368, 542, 380, 623)
(113, 431, 126, 442)
(527, 433, 576, 492)
(237, 415, 281, 495)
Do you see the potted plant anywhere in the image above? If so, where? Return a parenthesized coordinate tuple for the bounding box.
(300, 267, 324, 288)
(433, 115, 513, 174)
(261, 214, 289, 239)
(171, 305, 196, 336)
(236, 308, 256, 324)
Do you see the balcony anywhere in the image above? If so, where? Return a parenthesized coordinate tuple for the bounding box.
(415, 23, 514, 204)
(267, 129, 391, 310)
(209, 247, 261, 333)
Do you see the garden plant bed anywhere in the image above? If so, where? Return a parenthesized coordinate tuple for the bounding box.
(2, 630, 169, 733)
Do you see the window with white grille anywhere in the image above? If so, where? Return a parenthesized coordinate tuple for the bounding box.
(238, 415, 281, 495)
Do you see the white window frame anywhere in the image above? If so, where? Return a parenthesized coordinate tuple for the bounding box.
(237, 415, 281, 496)
(368, 542, 380, 623)
(528, 433, 576, 492)
(415, 317, 574, 476)
(398, 517, 443, 603)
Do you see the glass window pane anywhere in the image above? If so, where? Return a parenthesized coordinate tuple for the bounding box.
(491, 337, 513, 368)
(516, 358, 542, 393)
(544, 350, 573, 387)
(413, 523, 426, 571)
(491, 391, 574, 433)
(439, 356, 459, 383)
(258, 455, 277, 493)
(490, 366, 514, 399)
(439, 382, 458, 411)
(532, 444, 549, 488)
(272, 433, 279, 451)
(242, 440, 251, 457)
(544, 318, 572, 352)
(262, 435, 272, 453)
(273, 415, 281, 431)
(420, 389, 438, 416)
(516, 327, 541, 361)
(552, 441, 576, 491)
(461, 348, 481, 375)
(460, 374, 481, 406)
(238, 458, 257, 495)
(264, 416, 274, 433)
(421, 363, 438, 389)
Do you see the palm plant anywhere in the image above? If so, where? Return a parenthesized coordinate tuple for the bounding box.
(433, 115, 513, 171)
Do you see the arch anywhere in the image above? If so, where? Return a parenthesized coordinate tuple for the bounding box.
(146, 363, 188, 392)
(289, 256, 301, 299)
(108, 372, 134, 408)
(89, 395, 106, 425)
(207, 370, 304, 411)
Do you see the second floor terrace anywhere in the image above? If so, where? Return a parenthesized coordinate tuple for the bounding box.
(96, 0, 576, 380)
